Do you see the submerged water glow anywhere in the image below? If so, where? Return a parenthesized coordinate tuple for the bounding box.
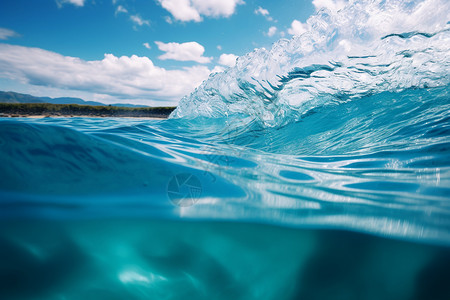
(1, 0, 450, 299)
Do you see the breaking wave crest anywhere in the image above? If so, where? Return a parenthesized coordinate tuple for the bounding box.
(171, 0, 450, 127)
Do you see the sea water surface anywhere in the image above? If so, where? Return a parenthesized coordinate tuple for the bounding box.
(1, 0, 450, 299)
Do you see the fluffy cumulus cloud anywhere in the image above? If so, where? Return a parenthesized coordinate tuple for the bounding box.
(0, 28, 19, 40)
(155, 41, 211, 63)
(267, 26, 277, 37)
(287, 20, 308, 36)
(218, 53, 238, 67)
(157, 0, 244, 22)
(0, 44, 212, 104)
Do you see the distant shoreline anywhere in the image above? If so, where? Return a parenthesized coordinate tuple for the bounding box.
(0, 103, 175, 119)
(0, 114, 168, 120)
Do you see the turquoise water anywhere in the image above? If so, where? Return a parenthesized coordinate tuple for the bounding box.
(0, 85, 449, 299)
(1, 0, 450, 298)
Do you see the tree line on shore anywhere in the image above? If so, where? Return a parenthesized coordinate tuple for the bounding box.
(0, 103, 176, 118)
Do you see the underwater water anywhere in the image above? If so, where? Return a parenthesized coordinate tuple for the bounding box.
(1, 0, 450, 299)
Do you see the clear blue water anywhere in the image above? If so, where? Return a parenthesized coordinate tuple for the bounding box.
(1, 0, 450, 299)
(1, 86, 450, 243)
(0, 85, 449, 299)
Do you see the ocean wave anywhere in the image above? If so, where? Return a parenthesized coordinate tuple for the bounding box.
(0, 0, 449, 245)
(1, 81, 449, 245)
(171, 0, 450, 127)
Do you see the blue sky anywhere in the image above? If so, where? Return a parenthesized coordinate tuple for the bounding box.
(0, 0, 325, 105)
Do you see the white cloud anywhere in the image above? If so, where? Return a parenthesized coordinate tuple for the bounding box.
(254, 6, 273, 21)
(115, 5, 128, 15)
(157, 0, 244, 22)
(0, 44, 212, 104)
(267, 26, 277, 37)
(312, 0, 347, 12)
(56, 0, 85, 7)
(112, 3, 149, 28)
(165, 16, 173, 24)
(70, 0, 85, 5)
(143, 42, 151, 49)
(217, 45, 222, 50)
(254, 6, 269, 16)
(158, 0, 201, 22)
(218, 53, 238, 67)
(155, 41, 212, 63)
(0, 28, 19, 40)
(287, 20, 307, 36)
(130, 15, 150, 26)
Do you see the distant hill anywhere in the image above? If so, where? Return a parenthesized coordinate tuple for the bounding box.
(0, 91, 149, 108)
(41, 97, 106, 106)
(0, 91, 44, 104)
